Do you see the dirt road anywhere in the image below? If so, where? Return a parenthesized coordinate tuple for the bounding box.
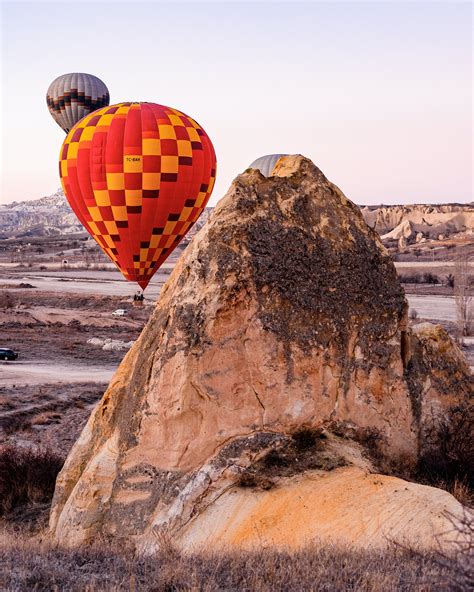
(406, 294, 457, 322)
(0, 272, 164, 299)
(0, 361, 116, 386)
(395, 261, 473, 268)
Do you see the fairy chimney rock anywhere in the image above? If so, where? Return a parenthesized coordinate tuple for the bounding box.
(50, 156, 471, 552)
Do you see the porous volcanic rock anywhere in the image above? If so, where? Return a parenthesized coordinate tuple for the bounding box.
(50, 156, 471, 552)
(405, 322, 472, 461)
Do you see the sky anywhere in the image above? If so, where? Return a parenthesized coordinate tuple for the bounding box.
(0, 0, 472, 206)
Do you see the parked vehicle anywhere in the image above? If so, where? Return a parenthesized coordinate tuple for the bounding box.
(0, 348, 18, 361)
(112, 309, 127, 317)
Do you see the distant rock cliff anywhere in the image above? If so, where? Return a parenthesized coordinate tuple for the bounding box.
(49, 156, 471, 553)
(2, 188, 471, 244)
(360, 203, 473, 244)
(0, 192, 212, 240)
(0, 190, 82, 237)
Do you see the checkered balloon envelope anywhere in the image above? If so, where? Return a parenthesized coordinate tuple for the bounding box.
(59, 102, 216, 289)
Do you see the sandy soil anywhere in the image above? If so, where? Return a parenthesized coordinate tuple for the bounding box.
(0, 302, 145, 328)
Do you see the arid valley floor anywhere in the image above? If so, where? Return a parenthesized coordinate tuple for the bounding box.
(0, 229, 472, 458)
(0, 242, 178, 454)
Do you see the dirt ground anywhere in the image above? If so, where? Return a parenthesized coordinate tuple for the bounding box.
(0, 272, 165, 299)
(0, 290, 149, 366)
(0, 274, 156, 453)
(0, 382, 104, 454)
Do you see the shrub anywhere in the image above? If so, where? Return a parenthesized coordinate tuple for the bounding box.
(0, 290, 16, 308)
(429, 510, 474, 590)
(446, 274, 455, 288)
(417, 404, 473, 500)
(0, 444, 64, 516)
(454, 256, 473, 337)
(237, 428, 345, 490)
(399, 273, 421, 284)
(0, 414, 31, 435)
(292, 427, 326, 452)
(423, 272, 439, 285)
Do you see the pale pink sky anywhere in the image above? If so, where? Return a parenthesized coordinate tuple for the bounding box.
(1, 1, 472, 205)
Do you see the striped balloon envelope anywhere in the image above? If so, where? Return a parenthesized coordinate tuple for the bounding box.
(59, 102, 216, 289)
(47, 73, 110, 133)
(249, 154, 288, 177)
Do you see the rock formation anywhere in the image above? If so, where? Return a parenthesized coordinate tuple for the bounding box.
(0, 190, 83, 237)
(50, 156, 472, 552)
(406, 322, 472, 460)
(177, 466, 465, 551)
(361, 203, 474, 239)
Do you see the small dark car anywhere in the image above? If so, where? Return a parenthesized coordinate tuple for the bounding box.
(0, 348, 18, 361)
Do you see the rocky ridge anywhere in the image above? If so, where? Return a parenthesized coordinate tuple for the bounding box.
(0, 192, 212, 240)
(0, 190, 83, 237)
(361, 203, 473, 244)
(2, 190, 472, 244)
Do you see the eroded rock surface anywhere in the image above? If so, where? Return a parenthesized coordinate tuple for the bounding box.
(178, 466, 465, 552)
(50, 156, 471, 552)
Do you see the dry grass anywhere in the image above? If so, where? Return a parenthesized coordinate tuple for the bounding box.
(30, 412, 62, 426)
(433, 509, 474, 591)
(0, 429, 470, 590)
(0, 538, 463, 592)
(416, 404, 473, 507)
(0, 435, 470, 591)
(449, 479, 474, 508)
(0, 444, 64, 516)
(0, 383, 104, 453)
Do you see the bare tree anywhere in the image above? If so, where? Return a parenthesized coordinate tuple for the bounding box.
(454, 255, 473, 336)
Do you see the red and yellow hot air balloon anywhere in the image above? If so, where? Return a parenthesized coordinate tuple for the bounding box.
(59, 102, 216, 289)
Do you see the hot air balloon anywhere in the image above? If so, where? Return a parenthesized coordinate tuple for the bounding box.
(47, 73, 110, 133)
(59, 102, 216, 290)
(249, 154, 288, 177)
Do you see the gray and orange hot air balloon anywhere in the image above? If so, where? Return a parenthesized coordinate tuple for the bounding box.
(249, 154, 288, 177)
(46, 72, 110, 133)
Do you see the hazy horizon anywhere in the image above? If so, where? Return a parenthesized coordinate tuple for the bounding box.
(1, 1, 472, 206)
(1, 188, 473, 209)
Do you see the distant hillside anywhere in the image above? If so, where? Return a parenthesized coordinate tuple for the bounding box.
(360, 203, 473, 248)
(0, 190, 83, 238)
(1, 192, 472, 246)
(0, 191, 215, 241)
